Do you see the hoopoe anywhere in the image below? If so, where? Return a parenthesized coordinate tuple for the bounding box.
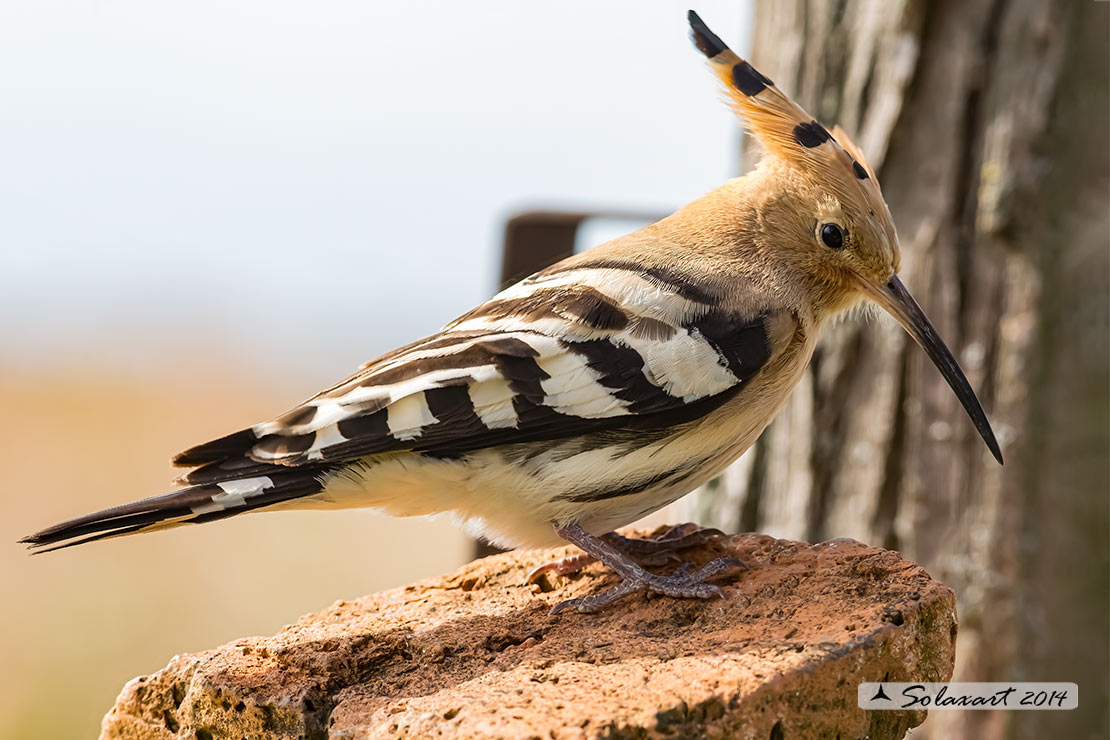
(22, 11, 1002, 614)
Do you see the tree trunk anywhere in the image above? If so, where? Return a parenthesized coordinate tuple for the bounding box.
(684, 2, 1108, 738)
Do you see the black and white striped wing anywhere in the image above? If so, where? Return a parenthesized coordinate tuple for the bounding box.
(174, 266, 789, 482)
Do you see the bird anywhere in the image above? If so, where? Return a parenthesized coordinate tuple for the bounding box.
(21, 11, 1003, 615)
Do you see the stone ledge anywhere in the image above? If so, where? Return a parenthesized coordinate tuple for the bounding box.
(101, 531, 956, 740)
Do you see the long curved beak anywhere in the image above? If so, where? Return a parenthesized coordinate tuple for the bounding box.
(862, 275, 1003, 464)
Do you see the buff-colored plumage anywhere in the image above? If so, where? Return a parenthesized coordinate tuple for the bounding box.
(23, 11, 1000, 614)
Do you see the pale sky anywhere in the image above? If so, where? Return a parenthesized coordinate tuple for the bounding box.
(0, 1, 752, 382)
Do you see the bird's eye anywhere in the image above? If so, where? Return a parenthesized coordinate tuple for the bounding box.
(820, 223, 846, 250)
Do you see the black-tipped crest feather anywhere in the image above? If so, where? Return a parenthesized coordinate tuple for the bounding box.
(687, 9, 727, 58)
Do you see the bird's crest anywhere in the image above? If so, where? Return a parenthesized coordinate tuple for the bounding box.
(687, 11, 883, 207)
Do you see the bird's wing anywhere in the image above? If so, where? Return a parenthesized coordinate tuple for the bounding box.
(173, 264, 796, 484)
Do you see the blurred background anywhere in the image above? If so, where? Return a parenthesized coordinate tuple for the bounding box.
(2, 2, 1106, 739)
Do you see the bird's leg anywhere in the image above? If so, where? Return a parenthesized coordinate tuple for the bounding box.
(526, 523, 726, 584)
(546, 521, 746, 615)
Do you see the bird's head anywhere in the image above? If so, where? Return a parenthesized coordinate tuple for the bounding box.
(688, 10, 1002, 464)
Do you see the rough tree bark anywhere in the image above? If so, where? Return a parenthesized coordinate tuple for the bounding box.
(681, 2, 1108, 738)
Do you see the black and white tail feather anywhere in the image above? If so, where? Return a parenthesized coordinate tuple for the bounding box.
(21, 468, 332, 553)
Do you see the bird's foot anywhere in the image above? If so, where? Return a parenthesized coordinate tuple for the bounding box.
(549, 557, 747, 615)
(543, 521, 746, 615)
(528, 522, 727, 585)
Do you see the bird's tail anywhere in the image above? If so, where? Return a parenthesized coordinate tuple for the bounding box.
(20, 469, 329, 553)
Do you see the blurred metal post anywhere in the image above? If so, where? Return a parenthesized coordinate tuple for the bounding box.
(498, 211, 592, 289)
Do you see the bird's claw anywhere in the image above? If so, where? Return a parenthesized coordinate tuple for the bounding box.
(526, 553, 597, 585)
